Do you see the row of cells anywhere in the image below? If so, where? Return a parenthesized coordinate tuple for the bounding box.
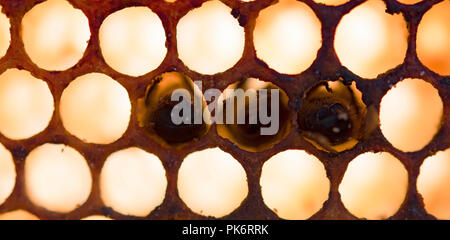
(0, 68, 443, 153)
(0, 0, 448, 77)
(0, 143, 449, 220)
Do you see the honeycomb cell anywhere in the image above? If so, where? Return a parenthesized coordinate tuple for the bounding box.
(313, 0, 350, 6)
(380, 78, 443, 152)
(417, 1, 450, 76)
(254, 0, 321, 75)
(0, 7, 10, 59)
(99, 7, 167, 77)
(0, 69, 54, 140)
(335, 0, 408, 78)
(60, 73, 131, 144)
(177, 1, 245, 75)
(137, 72, 209, 146)
(396, 0, 422, 4)
(21, 0, 90, 71)
(100, 147, 167, 217)
(216, 78, 291, 152)
(260, 150, 330, 220)
(417, 149, 450, 219)
(0, 210, 39, 220)
(297, 80, 376, 153)
(339, 152, 408, 219)
(178, 148, 248, 218)
(81, 215, 113, 220)
(25, 144, 92, 213)
(0, 143, 14, 206)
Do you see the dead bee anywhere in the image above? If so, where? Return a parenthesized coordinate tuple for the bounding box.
(297, 80, 378, 153)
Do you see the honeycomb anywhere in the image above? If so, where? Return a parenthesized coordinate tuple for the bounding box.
(0, 0, 448, 220)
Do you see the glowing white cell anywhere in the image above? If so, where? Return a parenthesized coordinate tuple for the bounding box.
(0, 69, 54, 140)
(81, 215, 113, 220)
(178, 148, 248, 218)
(254, 0, 322, 74)
(417, 149, 450, 219)
(21, 0, 90, 71)
(380, 78, 443, 152)
(100, 7, 167, 77)
(335, 0, 407, 78)
(60, 73, 131, 144)
(0, 7, 10, 59)
(417, 1, 450, 75)
(0, 210, 39, 220)
(100, 147, 167, 217)
(260, 150, 330, 219)
(0, 143, 14, 206)
(177, 1, 245, 75)
(339, 152, 408, 219)
(313, 0, 350, 5)
(25, 144, 92, 213)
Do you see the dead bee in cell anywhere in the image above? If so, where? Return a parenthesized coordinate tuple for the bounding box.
(297, 80, 378, 153)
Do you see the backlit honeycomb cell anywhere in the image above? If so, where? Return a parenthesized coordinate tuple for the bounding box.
(0, 0, 448, 220)
(21, 0, 90, 71)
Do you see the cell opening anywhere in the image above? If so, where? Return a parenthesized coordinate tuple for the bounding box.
(177, 0, 245, 75)
(379, 78, 443, 152)
(99, 7, 167, 77)
(417, 149, 450, 219)
(21, 0, 90, 71)
(297, 80, 376, 153)
(334, 0, 408, 78)
(137, 72, 210, 146)
(417, 1, 450, 76)
(25, 143, 92, 213)
(339, 152, 408, 220)
(177, 148, 248, 218)
(260, 150, 330, 220)
(60, 73, 131, 144)
(0, 210, 39, 220)
(216, 78, 291, 152)
(100, 147, 167, 217)
(81, 215, 113, 220)
(0, 6, 10, 59)
(313, 0, 350, 6)
(253, 0, 321, 75)
(0, 69, 54, 140)
(0, 143, 15, 206)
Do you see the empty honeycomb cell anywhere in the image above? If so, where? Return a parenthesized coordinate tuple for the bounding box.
(339, 152, 408, 220)
(81, 215, 113, 220)
(380, 78, 443, 152)
(313, 0, 350, 6)
(99, 7, 167, 77)
(137, 72, 209, 146)
(178, 148, 248, 218)
(25, 144, 92, 213)
(0, 143, 14, 206)
(396, 0, 423, 4)
(0, 69, 54, 140)
(417, 149, 450, 219)
(21, 0, 90, 71)
(100, 147, 167, 217)
(177, 1, 245, 75)
(334, 0, 408, 79)
(0, 7, 10, 59)
(417, 1, 450, 76)
(253, 0, 321, 75)
(216, 78, 291, 152)
(0, 210, 39, 220)
(60, 73, 131, 144)
(260, 150, 330, 220)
